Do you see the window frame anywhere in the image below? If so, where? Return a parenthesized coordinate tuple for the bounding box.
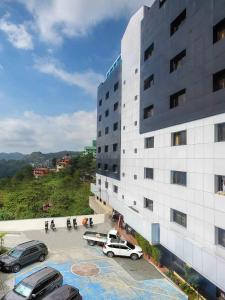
(171, 209, 187, 228)
(144, 197, 153, 211)
(144, 74, 154, 90)
(143, 105, 154, 119)
(144, 167, 154, 180)
(170, 9, 186, 36)
(171, 130, 187, 146)
(144, 137, 154, 148)
(171, 170, 187, 186)
(144, 43, 154, 61)
(170, 49, 186, 73)
(170, 89, 186, 109)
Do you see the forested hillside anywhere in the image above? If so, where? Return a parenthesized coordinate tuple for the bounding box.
(0, 154, 95, 220)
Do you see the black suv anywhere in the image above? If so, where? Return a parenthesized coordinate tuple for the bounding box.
(43, 285, 82, 300)
(1, 267, 63, 299)
(0, 240, 48, 273)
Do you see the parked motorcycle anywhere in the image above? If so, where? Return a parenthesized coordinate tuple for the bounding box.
(45, 221, 49, 233)
(89, 217, 93, 228)
(50, 219, 56, 231)
(67, 218, 72, 230)
(73, 218, 77, 229)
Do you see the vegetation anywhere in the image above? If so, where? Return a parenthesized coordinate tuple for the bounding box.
(0, 154, 95, 220)
(0, 232, 7, 254)
(135, 233, 161, 264)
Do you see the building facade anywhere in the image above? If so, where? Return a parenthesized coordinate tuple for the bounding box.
(92, 0, 225, 298)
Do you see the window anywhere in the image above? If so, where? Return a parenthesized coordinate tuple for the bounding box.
(170, 50, 186, 73)
(213, 17, 225, 43)
(134, 121, 138, 126)
(98, 130, 101, 137)
(113, 185, 118, 193)
(105, 127, 109, 135)
(172, 130, 187, 146)
(122, 195, 125, 199)
(215, 175, 225, 195)
(122, 149, 125, 154)
(144, 198, 153, 211)
(144, 105, 154, 119)
(99, 99, 102, 106)
(97, 163, 101, 169)
(122, 172, 125, 177)
(104, 164, 108, 171)
(159, 0, 167, 8)
(171, 171, 187, 186)
(114, 82, 119, 91)
(216, 227, 225, 248)
(144, 43, 154, 61)
(105, 181, 108, 189)
(112, 164, 118, 173)
(134, 175, 137, 180)
(123, 126, 125, 130)
(105, 109, 109, 117)
(104, 145, 108, 152)
(98, 115, 102, 122)
(213, 69, 225, 92)
(215, 122, 225, 142)
(123, 103, 125, 108)
(97, 147, 101, 153)
(134, 95, 138, 101)
(114, 102, 119, 111)
(144, 168, 154, 179)
(135, 68, 138, 74)
(28, 247, 39, 254)
(123, 80, 126, 85)
(134, 148, 137, 153)
(170, 9, 186, 36)
(144, 74, 154, 90)
(145, 137, 154, 148)
(105, 91, 109, 99)
(171, 209, 187, 227)
(98, 179, 101, 185)
(113, 143, 118, 152)
(170, 89, 186, 109)
(113, 122, 118, 131)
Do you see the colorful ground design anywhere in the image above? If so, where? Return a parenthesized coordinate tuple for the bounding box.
(15, 247, 187, 300)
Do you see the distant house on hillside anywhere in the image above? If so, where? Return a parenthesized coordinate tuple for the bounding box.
(33, 167, 49, 178)
(56, 155, 71, 172)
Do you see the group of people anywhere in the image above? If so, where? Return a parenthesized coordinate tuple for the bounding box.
(66, 218, 77, 230)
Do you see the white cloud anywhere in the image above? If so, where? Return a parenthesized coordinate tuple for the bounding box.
(34, 57, 104, 97)
(0, 110, 96, 153)
(0, 14, 33, 50)
(19, 0, 153, 45)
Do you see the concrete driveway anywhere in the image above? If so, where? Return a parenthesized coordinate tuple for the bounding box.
(0, 222, 187, 300)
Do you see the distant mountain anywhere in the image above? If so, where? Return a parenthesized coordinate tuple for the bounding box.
(0, 152, 25, 160)
(23, 151, 80, 167)
(0, 151, 81, 178)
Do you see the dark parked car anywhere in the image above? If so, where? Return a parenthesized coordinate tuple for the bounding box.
(43, 285, 82, 300)
(0, 240, 48, 273)
(1, 266, 63, 300)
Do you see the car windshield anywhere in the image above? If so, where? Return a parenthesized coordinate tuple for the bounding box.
(126, 242, 135, 250)
(14, 283, 32, 297)
(8, 248, 23, 258)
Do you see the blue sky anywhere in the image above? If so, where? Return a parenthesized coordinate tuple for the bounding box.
(0, 0, 151, 153)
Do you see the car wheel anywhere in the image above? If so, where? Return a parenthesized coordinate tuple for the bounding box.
(107, 251, 114, 258)
(87, 240, 96, 246)
(39, 254, 46, 262)
(130, 253, 139, 261)
(12, 264, 21, 273)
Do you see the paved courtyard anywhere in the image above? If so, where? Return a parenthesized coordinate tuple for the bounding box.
(0, 222, 187, 299)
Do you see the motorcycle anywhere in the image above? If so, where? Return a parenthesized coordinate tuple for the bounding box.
(89, 217, 93, 228)
(45, 221, 49, 233)
(73, 218, 77, 230)
(50, 219, 56, 231)
(67, 218, 72, 230)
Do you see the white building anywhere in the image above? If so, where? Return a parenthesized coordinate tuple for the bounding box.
(92, 1, 225, 299)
